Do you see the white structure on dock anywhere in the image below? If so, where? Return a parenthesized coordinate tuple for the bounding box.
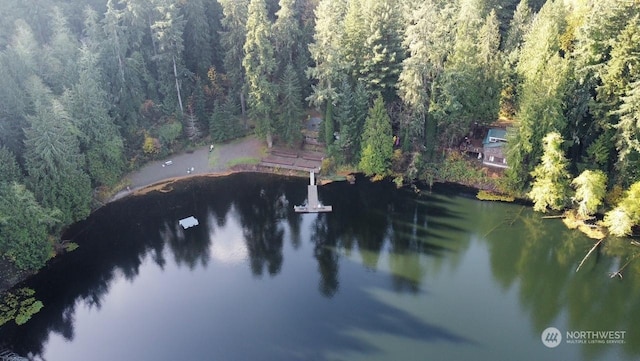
(0, 350, 28, 361)
(178, 216, 199, 229)
(294, 172, 332, 213)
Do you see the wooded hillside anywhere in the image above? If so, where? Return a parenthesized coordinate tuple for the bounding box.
(0, 0, 639, 272)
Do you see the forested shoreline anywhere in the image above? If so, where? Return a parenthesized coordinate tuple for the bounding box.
(0, 0, 639, 280)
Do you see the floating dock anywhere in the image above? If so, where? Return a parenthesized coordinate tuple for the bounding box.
(0, 350, 28, 361)
(178, 216, 199, 229)
(294, 172, 332, 213)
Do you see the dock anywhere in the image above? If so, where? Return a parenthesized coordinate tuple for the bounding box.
(178, 216, 199, 229)
(0, 350, 28, 361)
(294, 172, 332, 213)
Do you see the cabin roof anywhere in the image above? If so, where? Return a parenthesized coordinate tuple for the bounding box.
(483, 128, 507, 144)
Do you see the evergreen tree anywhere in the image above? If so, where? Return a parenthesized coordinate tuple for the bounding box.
(23, 76, 92, 225)
(613, 80, 640, 186)
(603, 181, 640, 237)
(359, 95, 393, 177)
(272, 0, 301, 76)
(503, 0, 534, 53)
(0, 20, 39, 157)
(0, 147, 21, 184)
(184, 108, 202, 141)
(0, 182, 59, 271)
(571, 169, 607, 219)
(323, 102, 335, 147)
(151, 0, 187, 114)
(210, 98, 241, 143)
(499, 0, 533, 119)
(220, 0, 249, 117)
(342, 0, 366, 81)
(506, 0, 569, 188)
(306, 0, 347, 108)
(528, 132, 571, 213)
(397, 0, 456, 156)
(40, 6, 80, 94)
(359, 0, 404, 100)
(608, 18, 640, 185)
(64, 46, 125, 187)
(101, 0, 151, 135)
(434, 8, 502, 147)
(352, 80, 370, 161)
(277, 64, 304, 146)
(334, 76, 357, 164)
(243, 0, 277, 146)
(183, 0, 213, 80)
(572, 1, 640, 185)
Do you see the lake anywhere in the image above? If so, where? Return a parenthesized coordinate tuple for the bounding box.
(1, 173, 638, 360)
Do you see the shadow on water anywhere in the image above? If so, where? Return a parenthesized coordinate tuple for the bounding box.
(308, 175, 469, 297)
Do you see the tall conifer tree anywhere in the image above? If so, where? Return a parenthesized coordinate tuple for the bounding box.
(243, 0, 277, 146)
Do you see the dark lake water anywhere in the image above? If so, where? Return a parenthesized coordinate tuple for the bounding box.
(1, 173, 638, 360)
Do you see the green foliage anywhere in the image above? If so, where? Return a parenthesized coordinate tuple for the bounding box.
(528, 132, 571, 212)
(320, 157, 336, 175)
(0, 288, 44, 326)
(210, 99, 243, 143)
(64, 242, 79, 252)
(24, 77, 92, 225)
(603, 181, 640, 237)
(333, 76, 356, 164)
(477, 190, 515, 202)
(183, 0, 214, 79)
(434, 7, 502, 146)
(0, 146, 21, 184)
(64, 46, 125, 187)
(359, 0, 404, 100)
(342, 0, 366, 80)
(571, 170, 607, 218)
(503, 0, 534, 53)
(324, 102, 335, 147)
(603, 207, 633, 237)
(151, 0, 187, 114)
(143, 133, 161, 155)
(506, 0, 570, 188)
(359, 95, 393, 177)
(585, 132, 613, 171)
(306, 0, 347, 108)
(40, 7, 80, 93)
(157, 120, 183, 147)
(243, 0, 277, 144)
(277, 64, 304, 146)
(0, 183, 59, 271)
(220, 0, 249, 105)
(272, 0, 301, 76)
(432, 152, 489, 185)
(613, 80, 640, 185)
(397, 0, 456, 149)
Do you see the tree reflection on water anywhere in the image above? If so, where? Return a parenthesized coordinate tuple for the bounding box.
(0, 173, 638, 360)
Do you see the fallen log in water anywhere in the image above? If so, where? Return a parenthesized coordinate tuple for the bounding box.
(576, 239, 604, 273)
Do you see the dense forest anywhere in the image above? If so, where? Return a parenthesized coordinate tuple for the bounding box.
(0, 0, 639, 273)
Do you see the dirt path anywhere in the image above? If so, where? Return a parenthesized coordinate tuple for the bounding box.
(111, 136, 264, 201)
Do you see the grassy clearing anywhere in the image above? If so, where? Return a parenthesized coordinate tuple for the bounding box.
(226, 157, 261, 168)
(208, 148, 220, 167)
